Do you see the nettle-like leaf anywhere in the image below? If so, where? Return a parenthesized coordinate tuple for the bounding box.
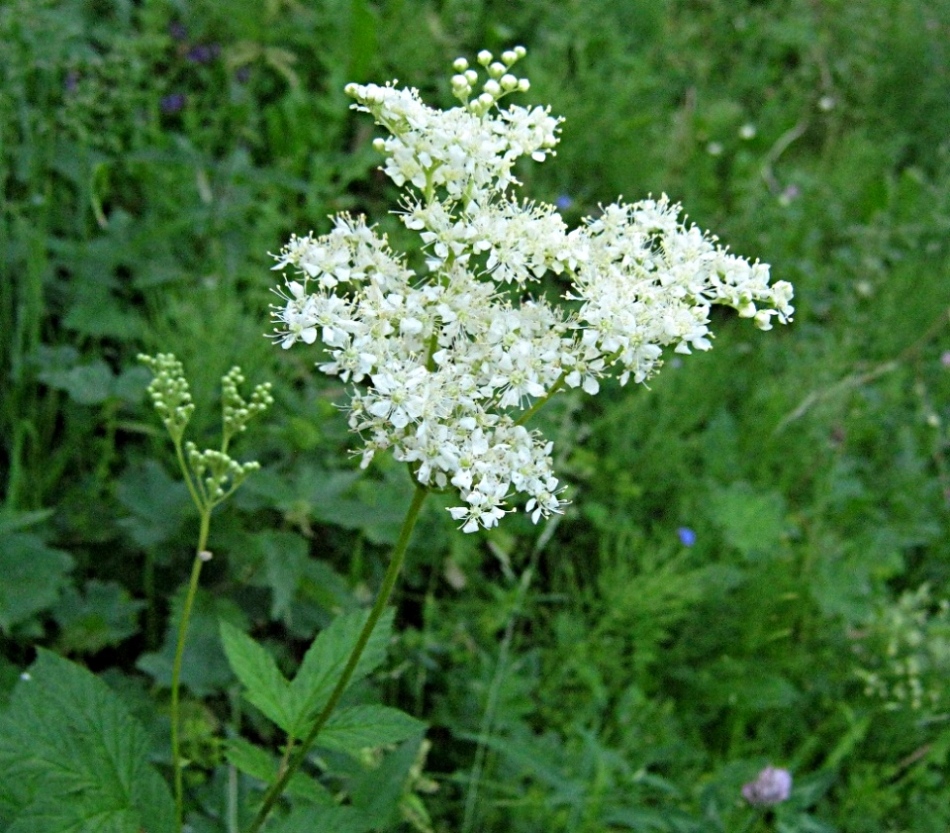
(138, 587, 245, 696)
(222, 608, 403, 741)
(219, 621, 294, 731)
(115, 460, 191, 549)
(250, 530, 309, 621)
(286, 608, 395, 738)
(53, 579, 146, 654)
(319, 705, 426, 756)
(0, 532, 73, 634)
(708, 481, 787, 561)
(0, 650, 175, 833)
(349, 737, 427, 827)
(37, 358, 114, 405)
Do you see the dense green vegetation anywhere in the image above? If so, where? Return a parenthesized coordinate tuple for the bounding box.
(2, 1, 950, 831)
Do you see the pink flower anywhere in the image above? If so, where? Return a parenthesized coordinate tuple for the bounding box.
(742, 765, 792, 806)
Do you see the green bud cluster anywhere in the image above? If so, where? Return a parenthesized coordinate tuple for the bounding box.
(138, 353, 195, 443)
(185, 443, 262, 505)
(221, 365, 275, 442)
(139, 352, 272, 513)
(450, 45, 530, 116)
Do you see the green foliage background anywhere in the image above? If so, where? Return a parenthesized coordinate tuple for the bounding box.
(2, 0, 950, 830)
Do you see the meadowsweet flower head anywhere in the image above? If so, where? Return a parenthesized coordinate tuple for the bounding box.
(270, 49, 794, 532)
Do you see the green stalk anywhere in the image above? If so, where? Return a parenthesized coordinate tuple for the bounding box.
(515, 346, 624, 428)
(170, 507, 212, 831)
(515, 370, 568, 427)
(246, 483, 429, 833)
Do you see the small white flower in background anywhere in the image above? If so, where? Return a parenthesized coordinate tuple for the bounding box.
(270, 48, 794, 532)
(739, 123, 757, 140)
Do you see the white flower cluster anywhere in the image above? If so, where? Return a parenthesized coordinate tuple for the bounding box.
(271, 48, 794, 532)
(853, 584, 950, 715)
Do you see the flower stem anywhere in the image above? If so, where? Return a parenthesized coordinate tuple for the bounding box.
(246, 482, 429, 833)
(515, 371, 568, 427)
(171, 507, 212, 831)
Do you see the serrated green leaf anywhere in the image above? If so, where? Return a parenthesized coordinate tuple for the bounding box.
(137, 588, 244, 697)
(38, 359, 115, 404)
(0, 650, 175, 833)
(286, 608, 394, 736)
(0, 532, 73, 633)
(253, 530, 308, 621)
(319, 705, 426, 756)
(0, 508, 55, 536)
(225, 737, 333, 804)
(298, 559, 361, 618)
(115, 460, 191, 549)
(53, 579, 146, 654)
(0, 657, 19, 712)
(113, 364, 151, 403)
(350, 737, 423, 825)
(219, 621, 293, 731)
(63, 294, 144, 339)
(708, 481, 786, 560)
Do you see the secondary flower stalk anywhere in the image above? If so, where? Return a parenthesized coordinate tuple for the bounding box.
(139, 354, 272, 830)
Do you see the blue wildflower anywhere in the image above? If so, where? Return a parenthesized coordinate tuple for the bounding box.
(186, 43, 220, 64)
(160, 92, 186, 114)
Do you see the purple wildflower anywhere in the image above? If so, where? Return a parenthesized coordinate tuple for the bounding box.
(169, 21, 188, 41)
(160, 92, 187, 114)
(677, 527, 696, 547)
(186, 43, 220, 64)
(941, 350, 950, 368)
(555, 194, 573, 211)
(64, 70, 80, 93)
(742, 765, 792, 807)
(780, 184, 800, 204)
(235, 65, 252, 84)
